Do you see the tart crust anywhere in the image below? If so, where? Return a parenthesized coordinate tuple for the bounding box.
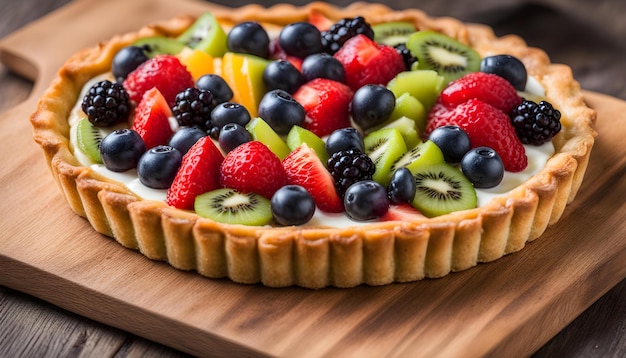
(30, 1, 596, 289)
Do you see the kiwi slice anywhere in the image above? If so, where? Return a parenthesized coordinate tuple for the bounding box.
(286, 125, 328, 164)
(372, 21, 417, 46)
(195, 188, 273, 226)
(406, 30, 481, 85)
(411, 162, 477, 217)
(245, 117, 291, 160)
(387, 70, 445, 111)
(371, 116, 421, 150)
(364, 128, 407, 186)
(132, 36, 186, 57)
(177, 12, 228, 57)
(75, 118, 104, 164)
(388, 139, 444, 176)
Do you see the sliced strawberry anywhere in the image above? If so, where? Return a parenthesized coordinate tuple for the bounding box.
(131, 87, 174, 149)
(282, 143, 343, 213)
(269, 38, 304, 71)
(308, 9, 334, 31)
(424, 100, 455, 137)
(219, 141, 287, 199)
(439, 72, 522, 113)
(381, 204, 426, 222)
(333, 34, 405, 91)
(292, 78, 353, 137)
(166, 136, 224, 210)
(123, 54, 194, 107)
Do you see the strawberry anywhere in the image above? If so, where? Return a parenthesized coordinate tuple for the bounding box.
(439, 72, 522, 113)
(219, 141, 287, 199)
(269, 38, 304, 71)
(131, 87, 174, 149)
(308, 9, 334, 31)
(423, 100, 454, 137)
(381, 204, 426, 221)
(292, 78, 353, 137)
(282, 143, 343, 213)
(166, 136, 224, 210)
(123, 54, 194, 107)
(333, 34, 405, 91)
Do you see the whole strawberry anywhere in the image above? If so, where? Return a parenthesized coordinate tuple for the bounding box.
(219, 141, 287, 199)
(292, 78, 353, 137)
(166, 136, 224, 210)
(439, 72, 522, 113)
(131, 87, 173, 149)
(123, 54, 194, 107)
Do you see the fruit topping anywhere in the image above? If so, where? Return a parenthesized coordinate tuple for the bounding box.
(172, 87, 214, 127)
(387, 167, 416, 204)
(327, 148, 376, 198)
(364, 127, 407, 186)
(167, 126, 206, 155)
(301, 53, 345, 83)
(271, 185, 316, 226)
(176, 12, 228, 57)
(262, 59, 305, 94)
(245, 117, 291, 160)
(292, 78, 353, 137)
(321, 16, 375, 54)
(99, 129, 146, 172)
(480, 54, 528, 91)
(132, 36, 186, 58)
(218, 123, 252, 153)
(461, 147, 504, 188)
(388, 140, 445, 177)
(220, 52, 268, 117)
(131, 87, 174, 149)
(112, 46, 149, 82)
(285, 125, 329, 164)
(209, 102, 252, 138)
(195, 74, 233, 105)
(325, 127, 365, 157)
(81, 80, 130, 127)
(344, 180, 389, 221)
(372, 21, 417, 47)
(278, 22, 324, 58)
(227, 21, 270, 58)
(257, 89, 306, 135)
(75, 118, 104, 164)
(137, 145, 183, 189)
(195, 188, 273, 226)
(439, 72, 522, 113)
(427, 125, 471, 164)
(386, 69, 444, 111)
(381, 203, 425, 221)
(511, 99, 562, 145)
(394, 43, 418, 71)
(351, 84, 396, 130)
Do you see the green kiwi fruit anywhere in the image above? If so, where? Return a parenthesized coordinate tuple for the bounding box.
(132, 36, 186, 57)
(406, 30, 481, 85)
(411, 162, 477, 217)
(177, 12, 228, 57)
(372, 21, 417, 46)
(194, 188, 273, 226)
(286, 125, 328, 164)
(371, 116, 421, 149)
(75, 118, 104, 164)
(245, 117, 291, 160)
(387, 70, 445, 111)
(387, 92, 427, 133)
(388, 139, 445, 176)
(364, 128, 408, 186)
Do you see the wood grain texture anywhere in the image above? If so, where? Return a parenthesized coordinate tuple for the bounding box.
(1, 0, 625, 357)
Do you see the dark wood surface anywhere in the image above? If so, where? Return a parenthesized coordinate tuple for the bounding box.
(1, 0, 624, 357)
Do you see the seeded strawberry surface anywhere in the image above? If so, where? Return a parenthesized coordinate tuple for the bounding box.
(292, 78, 353, 137)
(131, 88, 174, 149)
(439, 72, 522, 113)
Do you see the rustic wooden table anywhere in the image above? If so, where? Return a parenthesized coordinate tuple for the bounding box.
(1, 0, 624, 357)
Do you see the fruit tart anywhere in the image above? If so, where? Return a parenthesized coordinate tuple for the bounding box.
(30, 2, 596, 289)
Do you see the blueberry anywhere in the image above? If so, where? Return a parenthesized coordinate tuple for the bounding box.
(387, 168, 416, 204)
(196, 74, 233, 105)
(271, 185, 316, 226)
(351, 84, 396, 130)
(262, 60, 305, 94)
(137, 145, 183, 189)
(112, 45, 149, 82)
(301, 53, 345, 83)
(428, 125, 471, 164)
(210, 102, 252, 130)
(461, 147, 504, 188)
(344, 180, 390, 221)
(100, 129, 146, 172)
(218, 123, 252, 153)
(480, 55, 528, 91)
(325, 128, 365, 157)
(257, 89, 305, 134)
(278, 22, 323, 58)
(227, 21, 270, 58)
(168, 126, 206, 155)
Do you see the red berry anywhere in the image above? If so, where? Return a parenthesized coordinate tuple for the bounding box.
(282, 144, 343, 213)
(439, 72, 522, 113)
(333, 34, 405, 91)
(424, 100, 454, 137)
(131, 88, 174, 149)
(292, 78, 353, 137)
(166, 136, 224, 210)
(123, 54, 194, 107)
(219, 141, 287, 199)
(381, 204, 425, 221)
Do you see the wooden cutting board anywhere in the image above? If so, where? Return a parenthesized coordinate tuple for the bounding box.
(1, 0, 625, 356)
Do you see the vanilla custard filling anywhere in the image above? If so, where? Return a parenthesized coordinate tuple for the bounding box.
(69, 74, 554, 228)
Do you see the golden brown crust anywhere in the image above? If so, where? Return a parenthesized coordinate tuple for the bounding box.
(30, 1, 596, 289)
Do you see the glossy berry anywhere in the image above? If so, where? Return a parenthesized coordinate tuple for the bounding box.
(172, 87, 214, 127)
(271, 185, 316, 226)
(394, 43, 417, 70)
(387, 167, 416, 204)
(325, 127, 365, 157)
(227, 21, 270, 58)
(327, 148, 376, 197)
(137, 145, 183, 189)
(344, 180, 390, 221)
(218, 123, 252, 153)
(100, 129, 146, 172)
(428, 125, 471, 164)
(278, 22, 323, 58)
(168, 126, 206, 155)
(321, 16, 374, 54)
(195, 74, 233, 105)
(262, 60, 305, 94)
(510, 99, 562, 145)
(210, 102, 251, 132)
(480, 54, 528, 91)
(350, 84, 396, 130)
(257, 89, 305, 134)
(439, 71, 522, 113)
(112, 45, 149, 82)
(461, 147, 504, 188)
(81, 80, 130, 127)
(301, 53, 345, 83)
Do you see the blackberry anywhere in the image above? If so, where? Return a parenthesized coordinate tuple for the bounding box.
(81, 80, 130, 127)
(394, 43, 418, 70)
(172, 87, 214, 128)
(321, 16, 374, 54)
(510, 99, 562, 145)
(327, 148, 376, 197)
